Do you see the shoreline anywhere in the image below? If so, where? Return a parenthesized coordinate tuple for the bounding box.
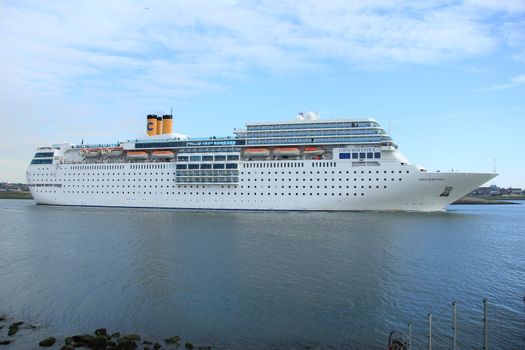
(452, 196, 520, 205)
(0, 191, 33, 200)
(0, 315, 202, 349)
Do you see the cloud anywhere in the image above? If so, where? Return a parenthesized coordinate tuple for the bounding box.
(1, 0, 523, 96)
(1, 0, 525, 181)
(511, 74, 525, 84)
(1, 0, 524, 100)
(482, 73, 525, 90)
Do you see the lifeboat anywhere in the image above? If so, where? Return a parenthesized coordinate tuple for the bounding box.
(152, 150, 174, 159)
(127, 151, 149, 160)
(303, 147, 324, 155)
(273, 147, 301, 157)
(105, 147, 123, 157)
(81, 148, 101, 158)
(244, 148, 270, 157)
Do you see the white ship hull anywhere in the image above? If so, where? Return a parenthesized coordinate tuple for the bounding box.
(27, 114, 496, 211)
(27, 160, 495, 212)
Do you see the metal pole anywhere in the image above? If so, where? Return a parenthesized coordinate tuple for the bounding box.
(483, 298, 488, 350)
(408, 323, 412, 350)
(452, 301, 457, 350)
(428, 313, 432, 350)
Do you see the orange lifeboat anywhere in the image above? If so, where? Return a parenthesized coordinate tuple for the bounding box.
(127, 151, 148, 160)
(273, 147, 301, 156)
(244, 148, 270, 157)
(303, 147, 324, 155)
(81, 148, 101, 158)
(105, 147, 123, 157)
(152, 150, 174, 159)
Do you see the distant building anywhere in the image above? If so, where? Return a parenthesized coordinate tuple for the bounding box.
(489, 185, 501, 196)
(0, 182, 29, 192)
(469, 185, 524, 197)
(508, 188, 522, 194)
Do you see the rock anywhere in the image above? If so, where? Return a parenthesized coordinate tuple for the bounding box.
(122, 334, 140, 341)
(153, 343, 161, 349)
(107, 340, 117, 347)
(185, 342, 194, 349)
(144, 347, 150, 350)
(0, 340, 12, 345)
(111, 332, 121, 339)
(71, 334, 94, 346)
(7, 322, 24, 336)
(38, 337, 56, 347)
(116, 340, 137, 350)
(0, 317, 5, 322)
(164, 335, 180, 344)
(143, 340, 152, 345)
(94, 328, 107, 336)
(90, 335, 109, 349)
(198, 347, 211, 350)
(60, 346, 74, 350)
(64, 337, 74, 345)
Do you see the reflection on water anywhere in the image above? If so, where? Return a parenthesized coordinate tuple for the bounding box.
(0, 200, 524, 349)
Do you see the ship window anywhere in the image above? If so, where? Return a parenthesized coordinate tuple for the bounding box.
(202, 155, 213, 161)
(188, 164, 199, 169)
(374, 152, 381, 159)
(177, 156, 189, 162)
(359, 152, 366, 159)
(176, 164, 187, 169)
(213, 164, 225, 169)
(190, 155, 201, 162)
(215, 155, 226, 161)
(367, 152, 373, 158)
(352, 153, 359, 159)
(339, 153, 350, 159)
(227, 155, 239, 161)
(34, 152, 54, 158)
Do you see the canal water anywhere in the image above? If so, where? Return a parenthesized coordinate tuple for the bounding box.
(0, 200, 523, 349)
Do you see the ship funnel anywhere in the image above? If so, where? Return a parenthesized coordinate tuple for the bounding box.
(162, 114, 173, 134)
(156, 115, 163, 135)
(147, 114, 157, 136)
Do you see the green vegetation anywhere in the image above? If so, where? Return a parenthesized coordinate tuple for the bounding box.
(480, 195, 525, 200)
(453, 196, 520, 205)
(0, 191, 33, 200)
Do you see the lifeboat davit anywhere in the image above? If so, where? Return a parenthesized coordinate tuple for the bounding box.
(152, 150, 174, 159)
(303, 147, 324, 155)
(81, 148, 101, 158)
(105, 147, 123, 157)
(127, 151, 149, 160)
(273, 147, 301, 156)
(244, 148, 270, 157)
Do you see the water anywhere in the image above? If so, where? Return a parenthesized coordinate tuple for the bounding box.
(0, 200, 524, 349)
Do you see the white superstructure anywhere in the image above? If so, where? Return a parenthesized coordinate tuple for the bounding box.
(26, 113, 496, 211)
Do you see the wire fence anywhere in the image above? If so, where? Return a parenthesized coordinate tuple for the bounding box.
(388, 297, 525, 350)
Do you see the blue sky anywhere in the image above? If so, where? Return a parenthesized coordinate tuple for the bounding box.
(0, 0, 524, 187)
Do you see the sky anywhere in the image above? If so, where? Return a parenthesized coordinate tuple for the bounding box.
(0, 0, 524, 187)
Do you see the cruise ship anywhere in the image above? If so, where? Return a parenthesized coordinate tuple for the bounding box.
(26, 112, 496, 211)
